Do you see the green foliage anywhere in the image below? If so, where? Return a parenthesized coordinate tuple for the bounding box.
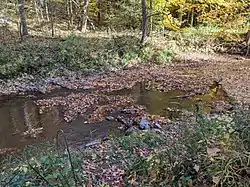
(154, 49, 173, 64)
(0, 142, 84, 187)
(0, 34, 175, 80)
(0, 40, 61, 79)
(116, 132, 165, 151)
(126, 106, 250, 186)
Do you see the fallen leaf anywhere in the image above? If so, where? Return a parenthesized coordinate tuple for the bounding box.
(193, 164, 200, 172)
(207, 147, 220, 156)
(212, 176, 220, 185)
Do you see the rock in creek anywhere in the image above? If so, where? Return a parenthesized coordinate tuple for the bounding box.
(106, 116, 115, 121)
(153, 123, 162, 129)
(139, 119, 151, 130)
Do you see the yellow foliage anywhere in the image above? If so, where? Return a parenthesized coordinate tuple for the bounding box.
(149, 0, 249, 29)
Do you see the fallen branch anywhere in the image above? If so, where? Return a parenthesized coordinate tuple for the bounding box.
(170, 93, 195, 99)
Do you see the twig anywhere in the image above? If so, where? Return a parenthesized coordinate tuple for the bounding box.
(27, 161, 54, 186)
(3, 171, 19, 187)
(55, 130, 78, 187)
(170, 93, 195, 99)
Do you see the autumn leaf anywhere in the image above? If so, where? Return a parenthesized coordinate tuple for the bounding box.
(207, 147, 220, 157)
(212, 176, 220, 185)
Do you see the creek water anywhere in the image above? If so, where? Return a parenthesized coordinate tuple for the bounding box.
(0, 95, 64, 150)
(0, 83, 225, 154)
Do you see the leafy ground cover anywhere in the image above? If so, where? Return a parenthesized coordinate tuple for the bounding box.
(0, 26, 248, 82)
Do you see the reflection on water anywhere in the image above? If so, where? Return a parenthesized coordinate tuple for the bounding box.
(0, 96, 63, 150)
(112, 82, 196, 118)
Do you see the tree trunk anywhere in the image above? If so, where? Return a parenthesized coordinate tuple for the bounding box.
(66, 0, 70, 29)
(45, 0, 49, 21)
(190, 8, 194, 27)
(48, 2, 55, 37)
(18, 0, 29, 37)
(79, 0, 89, 32)
(39, 0, 44, 7)
(39, 0, 44, 19)
(140, 0, 147, 44)
(69, 0, 73, 25)
(178, 12, 182, 23)
(34, 0, 40, 22)
(246, 30, 250, 56)
(149, 0, 153, 34)
(97, 0, 102, 26)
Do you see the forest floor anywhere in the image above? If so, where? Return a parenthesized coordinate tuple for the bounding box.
(0, 31, 250, 186)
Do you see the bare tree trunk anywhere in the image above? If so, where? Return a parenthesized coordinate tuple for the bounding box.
(34, 0, 41, 22)
(149, 0, 153, 34)
(246, 30, 250, 56)
(69, 0, 73, 25)
(39, 0, 44, 7)
(97, 0, 102, 26)
(66, 0, 70, 29)
(79, 0, 89, 32)
(48, 2, 55, 37)
(178, 12, 182, 23)
(190, 8, 194, 27)
(190, 0, 194, 27)
(39, 0, 44, 19)
(187, 11, 190, 26)
(140, 0, 147, 44)
(18, 0, 29, 37)
(45, 0, 49, 21)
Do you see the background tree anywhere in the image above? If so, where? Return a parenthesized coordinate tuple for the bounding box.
(18, 0, 29, 37)
(141, 0, 147, 44)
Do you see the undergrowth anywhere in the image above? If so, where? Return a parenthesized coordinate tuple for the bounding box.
(1, 106, 249, 186)
(0, 34, 173, 80)
(125, 105, 250, 187)
(0, 26, 248, 80)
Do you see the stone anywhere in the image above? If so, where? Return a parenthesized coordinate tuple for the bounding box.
(139, 119, 151, 130)
(84, 140, 101, 148)
(154, 123, 162, 129)
(106, 116, 115, 121)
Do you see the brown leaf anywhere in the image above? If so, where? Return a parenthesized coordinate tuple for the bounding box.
(212, 176, 220, 185)
(207, 147, 220, 157)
